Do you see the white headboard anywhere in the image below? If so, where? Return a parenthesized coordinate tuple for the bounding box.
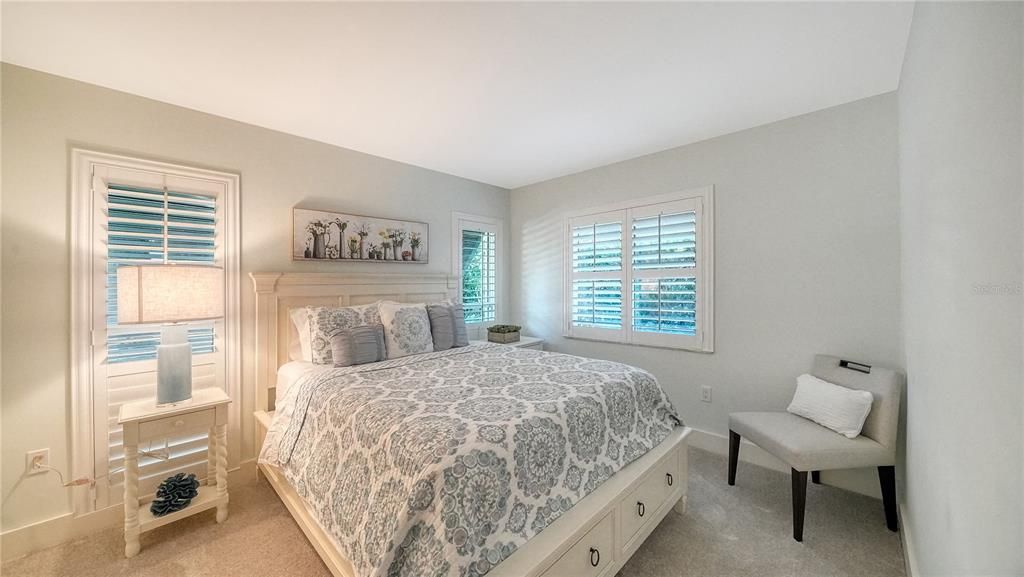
(250, 272, 458, 412)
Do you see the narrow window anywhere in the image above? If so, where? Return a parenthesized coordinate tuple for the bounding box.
(453, 213, 502, 331)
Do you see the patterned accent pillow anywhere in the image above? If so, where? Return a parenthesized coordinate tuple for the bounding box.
(306, 303, 381, 365)
(379, 301, 434, 359)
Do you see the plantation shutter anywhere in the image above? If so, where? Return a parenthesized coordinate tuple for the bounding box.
(91, 166, 227, 507)
(568, 212, 626, 341)
(106, 183, 217, 362)
(564, 192, 709, 351)
(461, 228, 497, 323)
(630, 198, 703, 349)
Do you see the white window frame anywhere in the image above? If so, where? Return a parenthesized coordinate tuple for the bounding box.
(452, 212, 503, 335)
(563, 186, 715, 353)
(70, 149, 240, 514)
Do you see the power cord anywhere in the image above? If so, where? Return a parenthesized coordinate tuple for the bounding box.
(29, 441, 169, 488)
(29, 457, 93, 488)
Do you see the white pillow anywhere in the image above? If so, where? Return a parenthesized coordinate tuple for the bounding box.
(787, 374, 873, 439)
(378, 301, 434, 359)
(289, 307, 311, 362)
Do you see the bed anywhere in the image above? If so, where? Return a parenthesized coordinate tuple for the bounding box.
(252, 272, 692, 577)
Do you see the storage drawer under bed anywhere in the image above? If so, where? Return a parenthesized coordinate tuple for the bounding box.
(619, 446, 681, 552)
(539, 510, 616, 577)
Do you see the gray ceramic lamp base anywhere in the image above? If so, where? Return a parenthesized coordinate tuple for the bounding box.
(157, 324, 193, 405)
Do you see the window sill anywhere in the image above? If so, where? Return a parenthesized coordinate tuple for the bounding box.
(562, 333, 713, 354)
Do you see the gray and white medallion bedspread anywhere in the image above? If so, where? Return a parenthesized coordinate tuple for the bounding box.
(260, 343, 681, 577)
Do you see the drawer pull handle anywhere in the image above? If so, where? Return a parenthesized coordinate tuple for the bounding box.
(589, 547, 600, 567)
(174, 420, 185, 427)
(637, 501, 646, 517)
(666, 473, 674, 486)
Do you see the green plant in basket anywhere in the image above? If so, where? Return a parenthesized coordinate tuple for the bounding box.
(487, 324, 522, 344)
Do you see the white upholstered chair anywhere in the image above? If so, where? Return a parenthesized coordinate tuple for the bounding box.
(728, 355, 902, 542)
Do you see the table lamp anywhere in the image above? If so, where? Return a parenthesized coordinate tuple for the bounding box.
(117, 264, 224, 405)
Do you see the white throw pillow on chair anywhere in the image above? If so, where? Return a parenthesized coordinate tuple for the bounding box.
(787, 373, 874, 438)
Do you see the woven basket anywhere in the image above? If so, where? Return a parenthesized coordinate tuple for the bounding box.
(488, 331, 521, 344)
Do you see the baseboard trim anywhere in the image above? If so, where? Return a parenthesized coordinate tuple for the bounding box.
(688, 428, 791, 474)
(898, 503, 918, 577)
(1, 459, 258, 563)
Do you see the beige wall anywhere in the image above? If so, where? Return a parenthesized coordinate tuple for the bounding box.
(510, 93, 902, 497)
(898, 3, 1023, 575)
(0, 64, 509, 533)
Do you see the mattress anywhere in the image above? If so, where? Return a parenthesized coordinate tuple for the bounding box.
(259, 343, 681, 577)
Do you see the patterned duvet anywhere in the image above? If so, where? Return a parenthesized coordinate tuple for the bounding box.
(260, 343, 680, 577)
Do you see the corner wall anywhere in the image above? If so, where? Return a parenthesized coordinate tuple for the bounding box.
(510, 93, 902, 498)
(898, 3, 1023, 575)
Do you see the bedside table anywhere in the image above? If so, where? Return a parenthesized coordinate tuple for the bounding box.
(118, 387, 230, 557)
(472, 336, 545, 350)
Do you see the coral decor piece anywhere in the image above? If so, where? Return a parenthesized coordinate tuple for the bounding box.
(150, 472, 200, 517)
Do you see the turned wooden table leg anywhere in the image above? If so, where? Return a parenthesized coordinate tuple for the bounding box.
(207, 430, 217, 487)
(124, 444, 141, 557)
(215, 423, 229, 523)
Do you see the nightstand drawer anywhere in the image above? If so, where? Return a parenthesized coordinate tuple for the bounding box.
(139, 409, 215, 441)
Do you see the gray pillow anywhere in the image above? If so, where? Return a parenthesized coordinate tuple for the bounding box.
(449, 302, 469, 347)
(426, 302, 470, 349)
(330, 325, 386, 367)
(426, 304, 455, 351)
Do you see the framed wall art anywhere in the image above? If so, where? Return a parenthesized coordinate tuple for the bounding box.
(292, 208, 428, 263)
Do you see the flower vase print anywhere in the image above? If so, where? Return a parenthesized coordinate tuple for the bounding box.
(293, 208, 429, 264)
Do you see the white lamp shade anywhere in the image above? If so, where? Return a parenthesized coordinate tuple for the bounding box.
(117, 265, 224, 324)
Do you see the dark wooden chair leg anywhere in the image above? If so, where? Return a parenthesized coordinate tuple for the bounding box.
(811, 470, 821, 484)
(728, 430, 740, 486)
(792, 469, 808, 542)
(878, 465, 898, 531)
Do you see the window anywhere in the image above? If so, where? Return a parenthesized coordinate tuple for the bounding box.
(71, 150, 239, 513)
(106, 183, 217, 364)
(453, 213, 502, 327)
(565, 187, 714, 352)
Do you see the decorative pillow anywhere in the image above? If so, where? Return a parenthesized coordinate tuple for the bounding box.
(306, 303, 381, 365)
(787, 373, 874, 439)
(448, 301, 470, 347)
(425, 301, 468, 350)
(426, 304, 454, 351)
(379, 301, 434, 359)
(330, 325, 387, 367)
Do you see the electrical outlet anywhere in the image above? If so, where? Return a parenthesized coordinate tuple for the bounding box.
(26, 449, 49, 476)
(700, 386, 712, 403)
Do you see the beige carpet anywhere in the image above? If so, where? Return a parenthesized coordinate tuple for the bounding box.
(1, 449, 905, 577)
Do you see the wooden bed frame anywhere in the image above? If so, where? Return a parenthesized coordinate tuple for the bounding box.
(251, 272, 691, 577)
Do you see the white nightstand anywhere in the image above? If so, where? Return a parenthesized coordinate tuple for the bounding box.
(118, 387, 231, 557)
(472, 336, 545, 350)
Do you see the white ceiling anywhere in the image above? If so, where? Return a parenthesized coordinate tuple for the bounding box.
(2, 2, 913, 189)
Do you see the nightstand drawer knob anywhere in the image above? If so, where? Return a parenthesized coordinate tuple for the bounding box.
(174, 419, 185, 427)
